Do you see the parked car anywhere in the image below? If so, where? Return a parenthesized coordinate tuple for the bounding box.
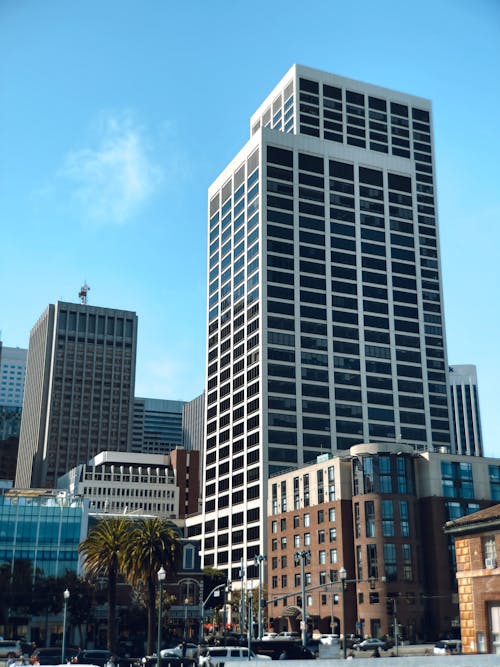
(161, 645, 199, 660)
(31, 647, 79, 664)
(141, 658, 197, 667)
(251, 641, 315, 661)
(318, 634, 338, 645)
(353, 638, 387, 651)
(276, 633, 299, 640)
(0, 641, 23, 660)
(261, 633, 277, 641)
(199, 647, 271, 665)
(72, 649, 132, 667)
(433, 640, 462, 655)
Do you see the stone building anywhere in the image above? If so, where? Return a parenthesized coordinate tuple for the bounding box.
(445, 504, 500, 654)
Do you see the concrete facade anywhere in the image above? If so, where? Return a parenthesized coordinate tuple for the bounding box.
(15, 301, 137, 488)
(199, 64, 455, 585)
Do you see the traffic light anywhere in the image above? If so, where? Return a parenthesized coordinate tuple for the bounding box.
(261, 599, 267, 608)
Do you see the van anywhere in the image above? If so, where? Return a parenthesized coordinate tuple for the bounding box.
(433, 639, 462, 655)
(0, 641, 23, 659)
(199, 647, 271, 665)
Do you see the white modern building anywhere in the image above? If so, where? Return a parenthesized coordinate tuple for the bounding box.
(199, 64, 455, 583)
(449, 364, 483, 457)
(58, 450, 180, 518)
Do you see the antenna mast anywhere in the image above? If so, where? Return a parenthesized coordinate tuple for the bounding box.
(79, 282, 91, 305)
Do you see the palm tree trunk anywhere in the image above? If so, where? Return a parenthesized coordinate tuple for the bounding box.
(147, 578, 156, 656)
(108, 566, 117, 652)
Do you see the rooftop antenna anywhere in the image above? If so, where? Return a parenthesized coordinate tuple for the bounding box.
(79, 282, 91, 305)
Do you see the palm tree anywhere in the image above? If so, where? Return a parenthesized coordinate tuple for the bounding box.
(79, 517, 130, 652)
(121, 518, 181, 655)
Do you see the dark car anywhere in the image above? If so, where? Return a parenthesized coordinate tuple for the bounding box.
(32, 647, 79, 664)
(72, 650, 135, 667)
(353, 638, 387, 651)
(251, 641, 315, 660)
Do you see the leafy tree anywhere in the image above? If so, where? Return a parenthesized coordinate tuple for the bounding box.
(202, 568, 227, 610)
(79, 517, 131, 652)
(121, 518, 181, 655)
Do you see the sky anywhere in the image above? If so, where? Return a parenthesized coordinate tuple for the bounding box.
(0, 0, 499, 455)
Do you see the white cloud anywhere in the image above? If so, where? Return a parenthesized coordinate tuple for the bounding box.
(62, 112, 162, 225)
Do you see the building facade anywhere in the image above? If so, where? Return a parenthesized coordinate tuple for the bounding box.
(266, 444, 500, 642)
(0, 488, 88, 579)
(15, 301, 137, 489)
(132, 397, 185, 455)
(200, 64, 454, 582)
(445, 504, 500, 654)
(449, 364, 483, 457)
(0, 345, 27, 440)
(182, 392, 205, 452)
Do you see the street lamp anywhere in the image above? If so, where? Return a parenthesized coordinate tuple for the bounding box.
(339, 567, 347, 660)
(247, 588, 253, 657)
(253, 554, 266, 639)
(184, 597, 189, 645)
(62, 589, 70, 664)
(294, 550, 311, 647)
(157, 566, 166, 662)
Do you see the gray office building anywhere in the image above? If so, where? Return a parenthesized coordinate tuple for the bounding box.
(132, 397, 185, 454)
(0, 345, 27, 439)
(199, 65, 455, 580)
(449, 364, 483, 457)
(182, 392, 205, 452)
(15, 301, 137, 488)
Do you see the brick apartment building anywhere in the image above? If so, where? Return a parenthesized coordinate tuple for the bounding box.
(266, 442, 500, 642)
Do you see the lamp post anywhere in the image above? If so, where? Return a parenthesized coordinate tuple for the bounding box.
(253, 554, 266, 639)
(62, 589, 70, 664)
(247, 588, 253, 658)
(157, 566, 166, 662)
(199, 583, 226, 643)
(339, 567, 347, 660)
(294, 549, 310, 647)
(184, 597, 189, 643)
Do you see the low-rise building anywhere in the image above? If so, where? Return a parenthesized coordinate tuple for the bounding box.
(445, 504, 500, 654)
(58, 448, 199, 519)
(266, 443, 500, 643)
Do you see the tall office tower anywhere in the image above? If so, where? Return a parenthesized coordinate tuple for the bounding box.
(182, 392, 205, 452)
(15, 301, 137, 488)
(449, 364, 483, 457)
(0, 346, 27, 439)
(131, 397, 185, 454)
(200, 65, 454, 580)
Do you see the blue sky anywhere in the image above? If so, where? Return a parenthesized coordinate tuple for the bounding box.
(1, 0, 499, 455)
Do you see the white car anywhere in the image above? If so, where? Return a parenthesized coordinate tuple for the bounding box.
(199, 647, 271, 665)
(261, 633, 278, 641)
(433, 640, 462, 655)
(161, 643, 199, 659)
(319, 634, 339, 645)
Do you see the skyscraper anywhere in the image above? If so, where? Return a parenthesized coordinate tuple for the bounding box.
(200, 65, 454, 580)
(0, 345, 27, 439)
(15, 300, 137, 488)
(449, 364, 483, 457)
(132, 397, 185, 454)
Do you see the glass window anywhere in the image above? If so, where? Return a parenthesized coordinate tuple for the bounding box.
(365, 500, 375, 537)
